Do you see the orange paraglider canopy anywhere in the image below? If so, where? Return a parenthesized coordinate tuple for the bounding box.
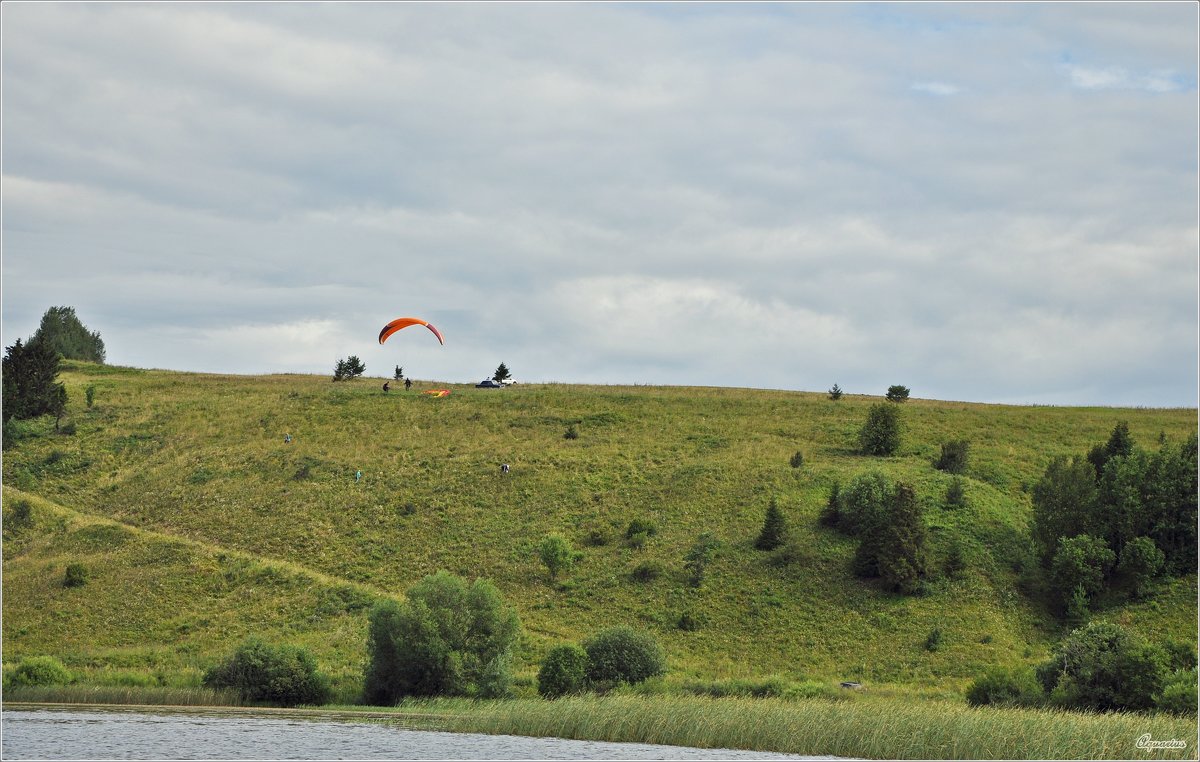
(379, 317, 444, 345)
(423, 389, 451, 397)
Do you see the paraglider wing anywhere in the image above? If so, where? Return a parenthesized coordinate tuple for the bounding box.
(379, 317, 444, 346)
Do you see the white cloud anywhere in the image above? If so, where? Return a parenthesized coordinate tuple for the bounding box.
(1062, 63, 1190, 93)
(911, 81, 962, 96)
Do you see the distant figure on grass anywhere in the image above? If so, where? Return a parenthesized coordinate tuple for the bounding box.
(355, 470, 363, 483)
(501, 463, 510, 475)
(383, 381, 390, 393)
(405, 378, 412, 391)
(284, 433, 292, 444)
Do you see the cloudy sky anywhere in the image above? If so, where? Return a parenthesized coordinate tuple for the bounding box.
(3, 2, 1196, 406)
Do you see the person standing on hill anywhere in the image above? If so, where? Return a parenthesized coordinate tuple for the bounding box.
(405, 378, 412, 391)
(383, 381, 390, 393)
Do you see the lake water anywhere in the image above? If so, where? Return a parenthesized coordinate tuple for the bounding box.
(2, 707, 840, 760)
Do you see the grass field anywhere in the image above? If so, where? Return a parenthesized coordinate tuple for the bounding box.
(3, 363, 1196, 715)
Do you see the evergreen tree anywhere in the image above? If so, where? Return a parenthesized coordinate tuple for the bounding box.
(875, 482, 927, 594)
(684, 532, 720, 587)
(30, 306, 105, 363)
(828, 383, 843, 401)
(885, 384, 910, 402)
(493, 362, 512, 383)
(3, 337, 67, 424)
(754, 499, 787, 550)
(858, 403, 901, 456)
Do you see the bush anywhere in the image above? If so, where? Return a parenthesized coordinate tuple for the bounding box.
(5, 656, 73, 687)
(8, 499, 33, 529)
(885, 385, 910, 403)
(789, 451, 804, 468)
(625, 519, 658, 540)
(966, 667, 1043, 708)
(583, 627, 666, 686)
(537, 644, 589, 698)
(828, 383, 843, 401)
(1039, 621, 1168, 712)
(818, 482, 842, 528)
(676, 611, 704, 631)
(754, 499, 787, 551)
(539, 534, 581, 580)
(629, 560, 664, 582)
(924, 628, 943, 652)
(1157, 669, 1198, 715)
(564, 424, 579, 440)
(85, 385, 96, 408)
(63, 563, 88, 588)
(837, 471, 891, 536)
(934, 440, 970, 474)
(858, 403, 901, 456)
(945, 477, 967, 509)
(203, 637, 331, 707)
(363, 571, 521, 703)
(683, 532, 719, 587)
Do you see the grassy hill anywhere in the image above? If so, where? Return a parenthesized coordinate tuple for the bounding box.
(3, 363, 1196, 700)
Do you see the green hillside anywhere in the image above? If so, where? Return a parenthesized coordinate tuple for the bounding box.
(4, 363, 1196, 698)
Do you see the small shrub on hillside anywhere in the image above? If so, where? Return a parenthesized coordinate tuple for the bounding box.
(818, 482, 842, 528)
(924, 628, 943, 652)
(85, 385, 96, 408)
(676, 610, 705, 631)
(584, 627, 666, 686)
(59, 421, 77, 435)
(5, 656, 73, 687)
(1039, 621, 1168, 712)
(754, 499, 787, 551)
(629, 560, 664, 583)
(204, 637, 331, 707)
(1157, 669, 1198, 715)
(934, 440, 970, 474)
(539, 533, 581, 581)
(828, 383, 843, 401)
(537, 643, 589, 699)
(945, 477, 967, 509)
(885, 385, 910, 403)
(858, 403, 901, 456)
(583, 528, 608, 547)
(1164, 640, 1198, 672)
(397, 502, 416, 516)
(769, 542, 806, 568)
(564, 424, 579, 440)
(8, 499, 33, 529)
(625, 519, 658, 540)
(63, 563, 88, 588)
(966, 667, 1043, 708)
(683, 532, 719, 587)
(789, 451, 804, 468)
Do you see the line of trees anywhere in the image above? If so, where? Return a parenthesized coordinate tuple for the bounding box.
(1030, 422, 1197, 619)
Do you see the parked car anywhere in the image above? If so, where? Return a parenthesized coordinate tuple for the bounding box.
(476, 378, 503, 388)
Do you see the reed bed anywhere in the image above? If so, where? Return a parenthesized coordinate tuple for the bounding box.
(428, 695, 1197, 760)
(2, 685, 239, 707)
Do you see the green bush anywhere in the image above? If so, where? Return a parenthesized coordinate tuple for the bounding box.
(859, 403, 901, 456)
(629, 560, 664, 582)
(966, 667, 1043, 708)
(1117, 536, 1164, 598)
(945, 477, 967, 509)
(537, 643, 589, 698)
(1050, 534, 1115, 616)
(625, 519, 658, 540)
(934, 440, 970, 474)
(5, 656, 73, 687)
(789, 451, 804, 468)
(7, 499, 33, 529)
(85, 385, 96, 408)
(564, 424, 579, 440)
(1039, 621, 1168, 712)
(683, 532, 719, 587)
(203, 637, 331, 707)
(539, 533, 581, 580)
(363, 571, 521, 703)
(1156, 669, 1198, 715)
(924, 628, 943, 652)
(828, 383, 843, 401)
(584, 626, 666, 686)
(754, 499, 787, 551)
(63, 563, 88, 588)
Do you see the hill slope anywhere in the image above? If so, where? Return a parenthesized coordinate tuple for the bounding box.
(4, 364, 1196, 696)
